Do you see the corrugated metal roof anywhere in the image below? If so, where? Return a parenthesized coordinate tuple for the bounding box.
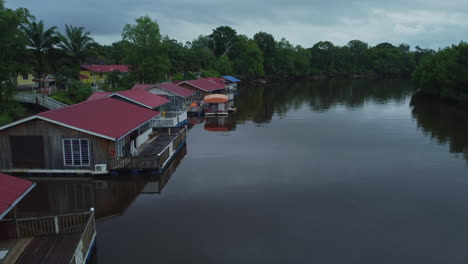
(86, 92, 112, 101)
(177, 77, 227, 92)
(131, 84, 156, 90)
(222, 76, 241, 82)
(39, 98, 160, 140)
(81, 65, 130, 73)
(156, 83, 195, 98)
(0, 173, 35, 220)
(115, 89, 171, 109)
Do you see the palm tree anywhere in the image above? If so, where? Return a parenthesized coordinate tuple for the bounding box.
(59, 24, 96, 66)
(22, 20, 60, 79)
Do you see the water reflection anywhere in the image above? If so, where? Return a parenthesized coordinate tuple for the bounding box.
(235, 79, 415, 123)
(204, 116, 236, 132)
(410, 94, 468, 162)
(15, 145, 187, 220)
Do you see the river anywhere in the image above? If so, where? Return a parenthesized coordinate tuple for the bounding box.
(15, 79, 468, 263)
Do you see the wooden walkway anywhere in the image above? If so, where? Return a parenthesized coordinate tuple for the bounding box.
(138, 135, 175, 156)
(15, 234, 81, 264)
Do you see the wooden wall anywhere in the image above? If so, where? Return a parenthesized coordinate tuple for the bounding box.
(0, 119, 115, 170)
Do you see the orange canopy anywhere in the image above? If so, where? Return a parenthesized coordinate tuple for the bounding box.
(190, 102, 198, 107)
(204, 94, 228, 103)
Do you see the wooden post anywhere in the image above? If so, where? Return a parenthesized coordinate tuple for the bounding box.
(54, 216, 59, 234)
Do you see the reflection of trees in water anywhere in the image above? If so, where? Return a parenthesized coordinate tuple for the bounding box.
(410, 94, 468, 162)
(235, 79, 414, 123)
(15, 145, 187, 220)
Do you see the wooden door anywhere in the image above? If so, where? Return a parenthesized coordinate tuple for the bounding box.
(10, 136, 45, 168)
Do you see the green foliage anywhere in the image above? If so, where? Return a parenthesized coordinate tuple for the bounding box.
(0, 101, 27, 126)
(50, 81, 92, 104)
(59, 24, 96, 70)
(122, 16, 170, 83)
(0, 0, 31, 102)
(49, 91, 75, 105)
(201, 69, 220, 78)
(413, 42, 468, 102)
(22, 19, 60, 78)
(208, 26, 238, 58)
(232, 36, 264, 79)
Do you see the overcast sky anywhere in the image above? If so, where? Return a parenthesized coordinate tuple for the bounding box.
(6, 0, 468, 49)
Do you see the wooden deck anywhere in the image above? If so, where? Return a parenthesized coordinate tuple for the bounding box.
(15, 234, 81, 264)
(0, 212, 96, 264)
(108, 127, 187, 171)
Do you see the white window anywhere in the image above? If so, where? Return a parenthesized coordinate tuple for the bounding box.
(195, 91, 201, 98)
(62, 139, 90, 166)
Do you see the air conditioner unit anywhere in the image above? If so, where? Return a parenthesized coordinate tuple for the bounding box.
(94, 164, 107, 173)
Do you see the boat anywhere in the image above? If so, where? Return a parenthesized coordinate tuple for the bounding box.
(204, 94, 230, 116)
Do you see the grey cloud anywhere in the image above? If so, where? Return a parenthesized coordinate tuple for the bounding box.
(6, 0, 468, 48)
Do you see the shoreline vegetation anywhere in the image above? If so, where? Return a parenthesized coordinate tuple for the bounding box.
(1, 0, 467, 126)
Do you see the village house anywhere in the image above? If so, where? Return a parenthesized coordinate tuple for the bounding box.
(0, 92, 187, 174)
(88, 88, 188, 127)
(175, 77, 228, 101)
(132, 82, 195, 111)
(0, 173, 96, 263)
(16, 73, 36, 89)
(222, 75, 241, 91)
(80, 65, 129, 89)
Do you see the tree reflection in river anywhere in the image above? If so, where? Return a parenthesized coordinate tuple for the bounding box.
(410, 94, 468, 162)
(235, 79, 415, 123)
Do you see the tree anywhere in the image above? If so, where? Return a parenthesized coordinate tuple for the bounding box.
(59, 25, 96, 68)
(122, 16, 169, 83)
(208, 26, 238, 58)
(22, 20, 60, 79)
(0, 0, 31, 102)
(254, 32, 276, 76)
(232, 36, 264, 79)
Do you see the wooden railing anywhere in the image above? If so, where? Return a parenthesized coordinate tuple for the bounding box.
(157, 127, 187, 169)
(108, 127, 187, 170)
(152, 111, 188, 127)
(14, 92, 68, 110)
(70, 212, 96, 264)
(11, 212, 92, 238)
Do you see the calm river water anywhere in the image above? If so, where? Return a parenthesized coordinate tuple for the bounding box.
(16, 79, 468, 263)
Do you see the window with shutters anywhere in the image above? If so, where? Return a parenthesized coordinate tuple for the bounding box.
(62, 139, 90, 166)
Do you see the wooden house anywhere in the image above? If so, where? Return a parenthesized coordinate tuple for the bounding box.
(222, 75, 241, 90)
(0, 95, 187, 174)
(175, 77, 228, 101)
(0, 173, 96, 263)
(80, 65, 129, 90)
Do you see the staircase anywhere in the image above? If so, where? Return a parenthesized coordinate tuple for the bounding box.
(14, 92, 67, 110)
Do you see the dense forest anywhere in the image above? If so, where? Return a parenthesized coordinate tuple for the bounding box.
(1, 0, 467, 125)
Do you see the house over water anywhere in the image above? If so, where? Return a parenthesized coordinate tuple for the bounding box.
(0, 173, 96, 263)
(175, 77, 228, 101)
(222, 75, 241, 90)
(131, 83, 195, 111)
(0, 92, 187, 174)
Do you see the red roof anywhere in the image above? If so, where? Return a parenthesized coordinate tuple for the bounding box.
(114, 89, 170, 109)
(177, 77, 227, 92)
(156, 83, 195, 98)
(80, 74, 89, 80)
(0, 173, 35, 219)
(81, 65, 130, 73)
(86, 92, 112, 101)
(38, 98, 160, 140)
(131, 84, 155, 90)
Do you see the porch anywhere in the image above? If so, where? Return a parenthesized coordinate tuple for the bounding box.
(152, 111, 188, 127)
(108, 127, 187, 171)
(0, 212, 96, 264)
